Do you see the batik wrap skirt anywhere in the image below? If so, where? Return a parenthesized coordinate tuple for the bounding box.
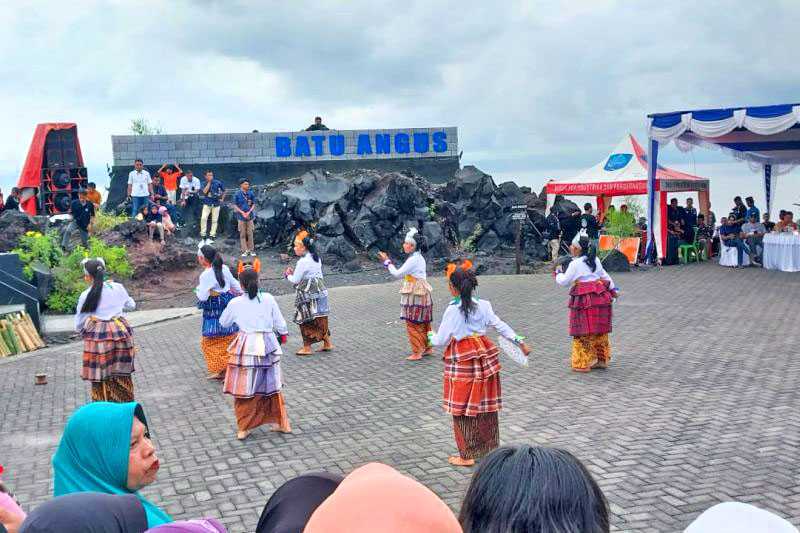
(294, 278, 330, 344)
(198, 291, 239, 373)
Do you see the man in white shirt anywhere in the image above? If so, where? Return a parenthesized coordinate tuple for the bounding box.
(179, 169, 202, 203)
(126, 159, 152, 217)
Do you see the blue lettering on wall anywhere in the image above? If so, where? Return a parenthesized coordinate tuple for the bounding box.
(311, 136, 326, 156)
(294, 136, 311, 157)
(375, 134, 391, 154)
(357, 134, 373, 155)
(275, 136, 292, 157)
(329, 135, 345, 156)
(413, 132, 429, 153)
(432, 131, 447, 153)
(394, 133, 410, 154)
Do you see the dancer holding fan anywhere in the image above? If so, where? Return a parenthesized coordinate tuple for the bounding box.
(429, 262, 529, 466)
(378, 227, 433, 361)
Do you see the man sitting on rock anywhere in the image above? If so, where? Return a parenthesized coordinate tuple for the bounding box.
(741, 213, 766, 265)
(719, 216, 750, 267)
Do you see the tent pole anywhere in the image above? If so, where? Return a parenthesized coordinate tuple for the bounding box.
(763, 164, 773, 220)
(645, 137, 659, 264)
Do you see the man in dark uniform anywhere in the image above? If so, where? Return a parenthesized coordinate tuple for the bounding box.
(305, 116, 329, 131)
(61, 189, 95, 249)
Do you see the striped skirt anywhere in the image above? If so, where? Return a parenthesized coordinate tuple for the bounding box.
(80, 317, 135, 382)
(443, 335, 502, 417)
(223, 332, 283, 398)
(399, 277, 433, 324)
(294, 278, 330, 325)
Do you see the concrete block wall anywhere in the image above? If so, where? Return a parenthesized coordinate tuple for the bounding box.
(111, 127, 459, 167)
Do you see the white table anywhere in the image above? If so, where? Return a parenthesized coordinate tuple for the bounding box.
(763, 233, 800, 272)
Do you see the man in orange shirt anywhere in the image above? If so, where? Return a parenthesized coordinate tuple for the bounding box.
(85, 182, 102, 209)
(158, 162, 183, 205)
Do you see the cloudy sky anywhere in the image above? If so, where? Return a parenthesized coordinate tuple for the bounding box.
(2, 0, 799, 210)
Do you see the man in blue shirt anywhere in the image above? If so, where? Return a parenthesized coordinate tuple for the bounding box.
(200, 170, 226, 243)
(745, 196, 760, 223)
(719, 216, 750, 267)
(233, 178, 257, 256)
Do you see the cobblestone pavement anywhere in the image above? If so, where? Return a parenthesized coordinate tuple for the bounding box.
(2, 262, 799, 532)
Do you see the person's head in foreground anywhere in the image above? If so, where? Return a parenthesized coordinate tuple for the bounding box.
(447, 263, 478, 317)
(458, 445, 609, 533)
(683, 501, 798, 533)
(583, 203, 593, 214)
(256, 472, 343, 533)
(52, 402, 171, 527)
(303, 462, 461, 533)
(17, 493, 147, 533)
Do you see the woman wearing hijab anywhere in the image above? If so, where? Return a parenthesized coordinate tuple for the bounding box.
(219, 269, 292, 440)
(555, 236, 618, 372)
(196, 245, 242, 380)
(255, 472, 343, 533)
(303, 463, 461, 533)
(52, 402, 172, 528)
(75, 257, 137, 402)
(18, 493, 148, 533)
(378, 227, 433, 361)
(284, 231, 333, 356)
(429, 263, 528, 467)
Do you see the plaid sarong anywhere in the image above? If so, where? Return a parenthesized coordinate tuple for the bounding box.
(400, 277, 433, 324)
(568, 280, 614, 337)
(81, 317, 135, 382)
(224, 331, 283, 398)
(198, 291, 239, 337)
(293, 278, 330, 325)
(443, 335, 502, 417)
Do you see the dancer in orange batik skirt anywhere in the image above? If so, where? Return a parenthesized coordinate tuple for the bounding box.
(429, 262, 529, 467)
(555, 236, 618, 372)
(378, 228, 433, 361)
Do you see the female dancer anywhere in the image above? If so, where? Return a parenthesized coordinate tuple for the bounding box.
(219, 269, 292, 440)
(196, 244, 241, 379)
(429, 263, 528, 467)
(555, 236, 618, 372)
(378, 227, 433, 360)
(285, 231, 332, 356)
(74, 257, 137, 402)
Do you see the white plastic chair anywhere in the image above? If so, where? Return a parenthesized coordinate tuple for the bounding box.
(719, 242, 750, 267)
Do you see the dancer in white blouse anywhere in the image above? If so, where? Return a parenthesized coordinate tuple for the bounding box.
(378, 228, 433, 360)
(284, 231, 332, 356)
(429, 262, 529, 466)
(555, 236, 618, 372)
(196, 245, 242, 379)
(74, 258, 136, 402)
(219, 269, 291, 440)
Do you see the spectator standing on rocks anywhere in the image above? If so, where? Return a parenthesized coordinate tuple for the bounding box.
(85, 182, 102, 211)
(3, 188, 20, 212)
(200, 170, 225, 244)
(61, 189, 95, 249)
(233, 178, 256, 256)
(127, 159, 152, 218)
(305, 116, 329, 131)
(158, 162, 182, 205)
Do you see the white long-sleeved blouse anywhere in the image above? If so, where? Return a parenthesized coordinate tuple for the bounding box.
(555, 257, 616, 289)
(74, 281, 136, 331)
(219, 292, 289, 334)
(429, 299, 516, 346)
(286, 253, 323, 285)
(195, 264, 242, 302)
(387, 251, 427, 280)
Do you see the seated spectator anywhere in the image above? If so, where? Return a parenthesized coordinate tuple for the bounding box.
(763, 212, 775, 232)
(151, 175, 182, 227)
(305, 116, 330, 131)
(774, 210, 799, 233)
(303, 463, 461, 533)
(459, 445, 608, 533)
(61, 189, 95, 250)
(158, 162, 183, 205)
(664, 220, 685, 265)
(158, 205, 176, 235)
(145, 203, 166, 244)
(17, 493, 148, 533)
(741, 214, 767, 265)
(53, 402, 172, 527)
(86, 182, 102, 210)
(719, 217, 750, 267)
(696, 214, 714, 258)
(257, 473, 343, 533)
(684, 502, 798, 533)
(4, 187, 20, 212)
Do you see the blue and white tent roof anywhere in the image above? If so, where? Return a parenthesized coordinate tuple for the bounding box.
(648, 104, 800, 165)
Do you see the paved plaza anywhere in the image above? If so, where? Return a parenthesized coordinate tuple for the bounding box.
(1, 262, 799, 531)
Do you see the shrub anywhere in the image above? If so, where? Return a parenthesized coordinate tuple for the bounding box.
(460, 223, 483, 253)
(46, 237, 134, 313)
(92, 211, 129, 234)
(12, 231, 63, 280)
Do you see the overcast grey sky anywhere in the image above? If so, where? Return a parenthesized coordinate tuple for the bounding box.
(1, 0, 799, 210)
